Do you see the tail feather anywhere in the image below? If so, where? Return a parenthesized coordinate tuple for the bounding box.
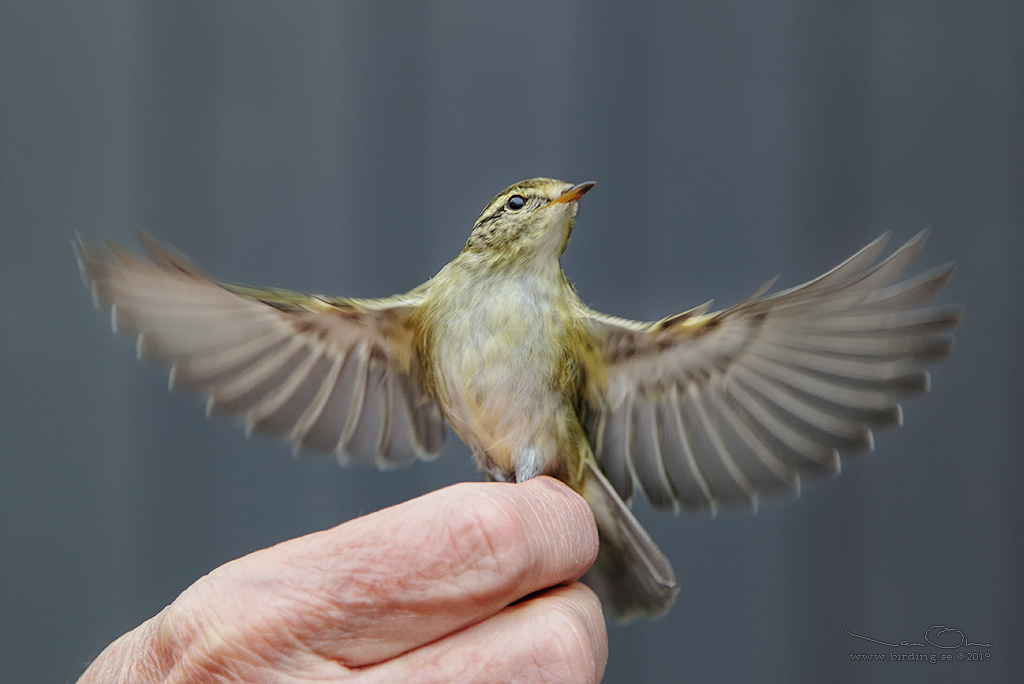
(580, 460, 679, 620)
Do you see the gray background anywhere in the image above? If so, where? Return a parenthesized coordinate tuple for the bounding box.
(1, 1, 1021, 682)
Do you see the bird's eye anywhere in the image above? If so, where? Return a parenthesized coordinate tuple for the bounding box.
(505, 195, 527, 211)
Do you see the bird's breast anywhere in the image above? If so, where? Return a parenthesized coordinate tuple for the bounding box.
(424, 273, 581, 481)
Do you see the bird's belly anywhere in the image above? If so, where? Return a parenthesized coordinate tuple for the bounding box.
(431, 291, 571, 481)
(437, 342, 562, 477)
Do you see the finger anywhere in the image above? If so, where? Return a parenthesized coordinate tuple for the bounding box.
(185, 476, 599, 667)
(309, 476, 600, 665)
(356, 583, 608, 684)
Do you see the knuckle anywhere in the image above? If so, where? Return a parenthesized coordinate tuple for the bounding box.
(529, 601, 604, 684)
(440, 485, 534, 593)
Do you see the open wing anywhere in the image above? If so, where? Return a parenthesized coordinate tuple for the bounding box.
(75, 234, 445, 468)
(581, 230, 962, 514)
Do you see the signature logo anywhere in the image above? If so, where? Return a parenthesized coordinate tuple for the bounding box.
(845, 626, 992, 649)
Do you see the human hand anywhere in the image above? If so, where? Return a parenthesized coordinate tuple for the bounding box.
(77, 477, 606, 683)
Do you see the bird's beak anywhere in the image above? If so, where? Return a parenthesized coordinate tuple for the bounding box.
(546, 181, 596, 207)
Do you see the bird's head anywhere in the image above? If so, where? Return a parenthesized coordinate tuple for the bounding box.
(462, 178, 595, 266)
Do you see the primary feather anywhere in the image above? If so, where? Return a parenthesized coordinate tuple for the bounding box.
(74, 234, 445, 469)
(581, 230, 962, 514)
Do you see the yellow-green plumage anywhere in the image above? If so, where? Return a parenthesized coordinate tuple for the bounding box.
(75, 177, 961, 619)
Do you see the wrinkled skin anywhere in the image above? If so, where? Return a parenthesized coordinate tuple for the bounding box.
(77, 477, 607, 684)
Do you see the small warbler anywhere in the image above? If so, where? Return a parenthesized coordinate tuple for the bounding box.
(75, 178, 961, 619)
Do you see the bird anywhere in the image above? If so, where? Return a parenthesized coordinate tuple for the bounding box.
(74, 178, 962, 619)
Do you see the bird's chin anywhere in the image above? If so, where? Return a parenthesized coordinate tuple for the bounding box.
(552, 203, 579, 226)
(557, 215, 576, 255)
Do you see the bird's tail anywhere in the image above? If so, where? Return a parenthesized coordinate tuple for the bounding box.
(579, 459, 679, 620)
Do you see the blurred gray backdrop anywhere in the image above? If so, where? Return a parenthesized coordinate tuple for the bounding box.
(1, 1, 1022, 683)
